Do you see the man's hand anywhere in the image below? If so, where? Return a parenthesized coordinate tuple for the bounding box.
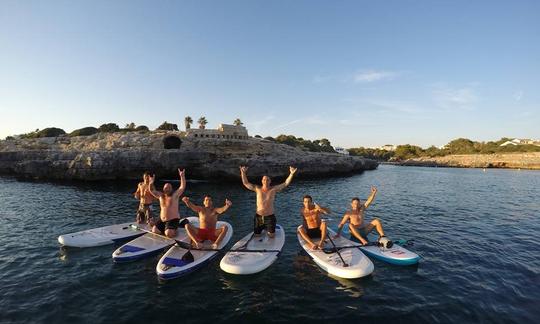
(289, 166, 298, 174)
(240, 166, 248, 173)
(182, 197, 190, 204)
(225, 199, 232, 207)
(371, 186, 377, 194)
(178, 168, 185, 177)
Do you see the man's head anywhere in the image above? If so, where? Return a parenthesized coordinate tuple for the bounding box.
(143, 171, 151, 183)
(261, 175, 271, 187)
(303, 195, 313, 208)
(163, 183, 173, 196)
(203, 195, 213, 208)
(351, 197, 362, 210)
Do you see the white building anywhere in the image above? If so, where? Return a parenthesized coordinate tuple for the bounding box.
(334, 147, 349, 155)
(186, 124, 249, 140)
(379, 144, 396, 151)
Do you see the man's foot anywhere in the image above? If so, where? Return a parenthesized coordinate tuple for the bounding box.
(308, 243, 318, 250)
(317, 242, 325, 249)
(212, 243, 218, 249)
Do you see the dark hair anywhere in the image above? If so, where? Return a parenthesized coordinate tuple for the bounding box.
(204, 195, 212, 199)
(143, 171, 151, 176)
(351, 197, 360, 202)
(303, 195, 313, 201)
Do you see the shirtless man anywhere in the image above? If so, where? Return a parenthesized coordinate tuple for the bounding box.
(182, 196, 232, 249)
(297, 195, 330, 250)
(240, 165, 298, 238)
(334, 186, 385, 245)
(147, 168, 187, 238)
(133, 171, 156, 224)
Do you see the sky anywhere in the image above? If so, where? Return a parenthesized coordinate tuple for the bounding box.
(0, 0, 539, 148)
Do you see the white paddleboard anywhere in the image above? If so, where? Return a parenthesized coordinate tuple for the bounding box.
(359, 241, 420, 265)
(58, 222, 148, 248)
(112, 217, 191, 262)
(220, 224, 285, 275)
(156, 219, 233, 280)
(297, 226, 374, 279)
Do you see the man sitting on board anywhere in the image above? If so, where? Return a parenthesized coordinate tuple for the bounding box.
(297, 195, 331, 250)
(240, 165, 298, 238)
(182, 196, 232, 249)
(148, 168, 188, 238)
(133, 171, 156, 225)
(334, 186, 387, 245)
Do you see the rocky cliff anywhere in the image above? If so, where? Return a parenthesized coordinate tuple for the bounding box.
(395, 152, 540, 170)
(0, 132, 378, 181)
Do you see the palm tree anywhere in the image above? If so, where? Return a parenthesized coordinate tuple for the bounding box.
(233, 118, 243, 126)
(184, 116, 193, 130)
(198, 116, 208, 129)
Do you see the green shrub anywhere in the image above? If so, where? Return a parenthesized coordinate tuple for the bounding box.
(156, 122, 178, 131)
(69, 127, 98, 137)
(98, 123, 120, 132)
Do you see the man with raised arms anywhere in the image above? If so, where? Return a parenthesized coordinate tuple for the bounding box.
(148, 168, 187, 238)
(334, 186, 386, 245)
(240, 165, 298, 238)
(297, 195, 331, 250)
(182, 196, 232, 249)
(133, 171, 156, 225)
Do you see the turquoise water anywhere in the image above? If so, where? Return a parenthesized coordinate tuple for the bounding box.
(0, 165, 539, 323)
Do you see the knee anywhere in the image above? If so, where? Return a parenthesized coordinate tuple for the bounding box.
(166, 230, 175, 238)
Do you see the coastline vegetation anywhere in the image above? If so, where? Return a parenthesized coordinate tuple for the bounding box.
(349, 138, 540, 161)
(263, 135, 336, 153)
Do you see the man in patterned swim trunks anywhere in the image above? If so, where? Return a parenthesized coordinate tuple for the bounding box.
(240, 165, 298, 238)
(133, 171, 156, 225)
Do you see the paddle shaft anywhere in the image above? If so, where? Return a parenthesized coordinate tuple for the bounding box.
(326, 233, 349, 267)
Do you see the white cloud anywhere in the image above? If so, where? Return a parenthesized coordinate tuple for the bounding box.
(514, 90, 524, 101)
(353, 70, 399, 83)
(431, 83, 479, 109)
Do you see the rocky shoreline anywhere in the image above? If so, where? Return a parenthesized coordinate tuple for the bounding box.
(0, 132, 378, 181)
(391, 152, 540, 170)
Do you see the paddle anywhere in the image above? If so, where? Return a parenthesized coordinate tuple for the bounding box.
(174, 240, 280, 253)
(326, 233, 349, 267)
(322, 242, 378, 254)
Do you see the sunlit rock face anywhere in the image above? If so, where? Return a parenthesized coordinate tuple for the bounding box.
(0, 132, 378, 181)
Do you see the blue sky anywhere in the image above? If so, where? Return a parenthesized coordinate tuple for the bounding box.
(1, 0, 538, 148)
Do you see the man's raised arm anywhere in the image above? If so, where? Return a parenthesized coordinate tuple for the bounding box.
(274, 166, 298, 191)
(182, 197, 201, 213)
(147, 175, 162, 199)
(364, 186, 378, 209)
(174, 168, 186, 196)
(215, 199, 232, 215)
(240, 166, 256, 191)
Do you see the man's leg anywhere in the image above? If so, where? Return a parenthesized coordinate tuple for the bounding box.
(298, 225, 317, 250)
(152, 219, 165, 235)
(185, 223, 201, 248)
(266, 215, 276, 238)
(369, 218, 385, 237)
(318, 222, 327, 249)
(349, 224, 369, 245)
(212, 226, 228, 249)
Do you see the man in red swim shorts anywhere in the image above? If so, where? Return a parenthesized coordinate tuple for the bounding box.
(182, 195, 232, 249)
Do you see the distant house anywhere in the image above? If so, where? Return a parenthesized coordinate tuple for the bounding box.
(380, 144, 396, 151)
(334, 147, 349, 155)
(186, 124, 249, 140)
(500, 138, 540, 146)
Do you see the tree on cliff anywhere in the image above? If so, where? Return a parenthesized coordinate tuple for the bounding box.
(233, 118, 243, 126)
(98, 123, 120, 133)
(198, 117, 208, 129)
(157, 122, 179, 131)
(184, 116, 193, 130)
(69, 127, 98, 137)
